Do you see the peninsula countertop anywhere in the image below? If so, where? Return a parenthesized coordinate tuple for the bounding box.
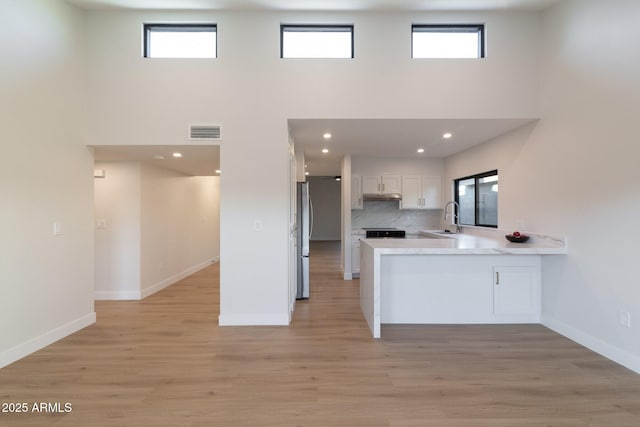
(359, 229, 566, 338)
(361, 230, 567, 255)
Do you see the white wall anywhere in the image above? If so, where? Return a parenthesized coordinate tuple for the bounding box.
(94, 162, 141, 299)
(308, 177, 341, 241)
(352, 157, 445, 177)
(93, 161, 219, 300)
(444, 122, 538, 231)
(140, 163, 219, 295)
(0, 0, 95, 368)
(445, 0, 640, 373)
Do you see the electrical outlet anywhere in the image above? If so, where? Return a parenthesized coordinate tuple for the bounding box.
(254, 220, 263, 232)
(619, 310, 631, 328)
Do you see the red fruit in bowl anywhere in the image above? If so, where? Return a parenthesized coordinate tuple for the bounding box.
(512, 231, 521, 237)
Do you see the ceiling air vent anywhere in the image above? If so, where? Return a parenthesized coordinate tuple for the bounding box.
(189, 124, 221, 140)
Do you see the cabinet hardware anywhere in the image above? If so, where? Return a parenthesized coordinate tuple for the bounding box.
(382, 183, 385, 192)
(496, 272, 500, 285)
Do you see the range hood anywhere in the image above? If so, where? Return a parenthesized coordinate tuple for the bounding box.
(363, 193, 402, 201)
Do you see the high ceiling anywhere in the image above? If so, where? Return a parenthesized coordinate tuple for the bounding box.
(67, 0, 559, 11)
(77, 0, 551, 176)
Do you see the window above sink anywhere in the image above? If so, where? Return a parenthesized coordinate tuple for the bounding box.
(455, 170, 498, 228)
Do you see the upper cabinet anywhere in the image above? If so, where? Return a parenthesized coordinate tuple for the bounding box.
(400, 175, 442, 210)
(351, 175, 363, 209)
(362, 175, 401, 195)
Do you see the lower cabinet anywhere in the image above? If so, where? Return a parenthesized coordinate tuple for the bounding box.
(493, 266, 540, 315)
(379, 255, 541, 324)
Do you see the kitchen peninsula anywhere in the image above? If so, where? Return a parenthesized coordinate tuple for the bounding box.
(360, 231, 566, 338)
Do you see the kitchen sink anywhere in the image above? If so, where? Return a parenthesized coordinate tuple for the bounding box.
(419, 230, 457, 239)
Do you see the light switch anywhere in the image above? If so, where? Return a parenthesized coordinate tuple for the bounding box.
(254, 220, 263, 232)
(53, 222, 63, 236)
(96, 219, 107, 229)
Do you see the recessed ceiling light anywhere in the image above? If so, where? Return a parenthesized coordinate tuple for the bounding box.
(153, 155, 166, 160)
(305, 164, 308, 168)
(323, 133, 332, 139)
(442, 132, 453, 139)
(172, 152, 182, 158)
(215, 170, 221, 174)
(417, 148, 425, 153)
(322, 148, 329, 154)
(305, 171, 309, 176)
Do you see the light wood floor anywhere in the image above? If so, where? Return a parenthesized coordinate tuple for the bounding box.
(1, 241, 639, 426)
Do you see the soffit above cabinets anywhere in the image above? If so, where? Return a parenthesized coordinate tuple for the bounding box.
(66, 0, 560, 12)
(289, 118, 537, 176)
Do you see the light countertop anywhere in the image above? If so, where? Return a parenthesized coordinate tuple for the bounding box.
(360, 230, 566, 255)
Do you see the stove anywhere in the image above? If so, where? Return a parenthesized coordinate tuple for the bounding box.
(363, 228, 406, 238)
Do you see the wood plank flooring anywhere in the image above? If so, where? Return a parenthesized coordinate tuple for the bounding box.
(1, 240, 639, 426)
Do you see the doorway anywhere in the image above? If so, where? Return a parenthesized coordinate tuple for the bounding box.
(307, 176, 342, 242)
(92, 144, 221, 301)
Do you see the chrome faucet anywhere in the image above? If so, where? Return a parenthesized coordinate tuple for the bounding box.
(444, 201, 462, 233)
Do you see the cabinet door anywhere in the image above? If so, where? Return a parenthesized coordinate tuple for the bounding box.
(351, 175, 363, 209)
(421, 176, 442, 209)
(493, 266, 539, 315)
(362, 176, 381, 194)
(382, 175, 401, 194)
(400, 175, 422, 209)
(351, 237, 361, 274)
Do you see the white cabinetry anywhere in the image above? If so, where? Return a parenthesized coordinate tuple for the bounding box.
(362, 175, 401, 195)
(493, 266, 540, 315)
(351, 175, 363, 209)
(351, 236, 361, 275)
(378, 255, 541, 325)
(400, 175, 442, 209)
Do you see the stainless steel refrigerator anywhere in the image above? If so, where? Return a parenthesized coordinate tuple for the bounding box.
(296, 181, 312, 299)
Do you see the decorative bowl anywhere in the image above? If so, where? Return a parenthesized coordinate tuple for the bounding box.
(505, 234, 530, 243)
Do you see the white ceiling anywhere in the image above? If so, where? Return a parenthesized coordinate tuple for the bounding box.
(66, 0, 559, 11)
(290, 118, 537, 176)
(93, 145, 220, 176)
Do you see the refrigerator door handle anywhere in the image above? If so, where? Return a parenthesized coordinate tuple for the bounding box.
(309, 198, 314, 240)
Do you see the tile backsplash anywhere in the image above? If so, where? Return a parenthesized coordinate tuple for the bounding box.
(352, 201, 442, 230)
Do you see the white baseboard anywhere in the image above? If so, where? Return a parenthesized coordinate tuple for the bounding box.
(94, 290, 141, 300)
(0, 312, 96, 369)
(94, 258, 218, 301)
(218, 312, 290, 326)
(542, 315, 640, 374)
(141, 258, 217, 299)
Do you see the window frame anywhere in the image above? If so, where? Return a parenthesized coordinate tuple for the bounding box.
(411, 24, 485, 59)
(143, 23, 218, 59)
(454, 169, 498, 228)
(280, 24, 354, 59)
